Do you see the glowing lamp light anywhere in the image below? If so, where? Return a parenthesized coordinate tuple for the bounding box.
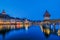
(24, 23, 29, 30)
(43, 29, 50, 35)
(24, 19, 30, 30)
(19, 22, 23, 28)
(16, 22, 23, 28)
(7, 25, 10, 29)
(57, 30, 60, 36)
(0, 25, 3, 30)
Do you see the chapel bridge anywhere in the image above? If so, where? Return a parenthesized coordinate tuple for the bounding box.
(0, 10, 60, 37)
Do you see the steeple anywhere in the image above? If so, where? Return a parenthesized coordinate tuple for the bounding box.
(43, 10, 51, 20)
(2, 10, 6, 14)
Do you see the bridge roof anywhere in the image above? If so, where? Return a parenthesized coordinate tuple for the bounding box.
(43, 19, 60, 23)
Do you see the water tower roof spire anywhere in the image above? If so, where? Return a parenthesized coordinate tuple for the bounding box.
(2, 10, 6, 14)
(44, 10, 50, 17)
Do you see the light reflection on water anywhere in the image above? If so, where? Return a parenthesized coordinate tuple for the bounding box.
(0, 25, 60, 40)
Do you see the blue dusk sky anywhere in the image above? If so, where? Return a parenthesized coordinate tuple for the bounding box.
(0, 0, 60, 20)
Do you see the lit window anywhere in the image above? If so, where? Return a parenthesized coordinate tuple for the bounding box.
(0, 25, 3, 30)
(10, 25, 15, 29)
(10, 19, 15, 23)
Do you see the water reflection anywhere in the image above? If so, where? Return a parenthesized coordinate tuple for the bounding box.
(0, 26, 60, 40)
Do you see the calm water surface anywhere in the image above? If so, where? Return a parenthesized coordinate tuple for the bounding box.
(0, 25, 60, 40)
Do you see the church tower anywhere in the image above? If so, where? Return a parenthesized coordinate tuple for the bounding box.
(43, 10, 50, 20)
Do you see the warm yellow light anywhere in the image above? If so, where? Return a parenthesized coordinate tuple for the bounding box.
(19, 23, 23, 27)
(6, 22, 10, 24)
(16, 22, 23, 28)
(24, 22, 30, 30)
(7, 25, 10, 29)
(3, 22, 10, 24)
(0, 21, 3, 24)
(57, 30, 60, 36)
(24, 23, 29, 27)
(43, 29, 50, 35)
(0, 25, 3, 30)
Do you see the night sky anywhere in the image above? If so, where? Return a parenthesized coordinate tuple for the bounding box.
(0, 0, 60, 20)
(0, 0, 60, 40)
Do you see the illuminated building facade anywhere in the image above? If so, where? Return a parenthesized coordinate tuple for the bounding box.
(0, 10, 33, 30)
(0, 10, 24, 30)
(0, 10, 60, 36)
